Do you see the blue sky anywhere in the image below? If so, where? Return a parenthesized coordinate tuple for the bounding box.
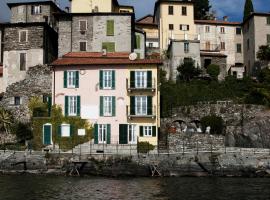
(0, 0, 270, 22)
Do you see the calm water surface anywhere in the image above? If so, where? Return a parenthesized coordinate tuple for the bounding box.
(0, 175, 270, 200)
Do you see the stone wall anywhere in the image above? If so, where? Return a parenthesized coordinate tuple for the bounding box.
(0, 65, 51, 121)
(161, 103, 270, 148)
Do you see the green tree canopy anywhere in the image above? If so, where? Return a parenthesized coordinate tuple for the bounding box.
(207, 64, 220, 80)
(194, 0, 212, 20)
(177, 58, 201, 82)
(257, 45, 270, 62)
(243, 0, 254, 21)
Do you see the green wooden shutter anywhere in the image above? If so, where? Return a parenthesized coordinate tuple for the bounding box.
(107, 124, 111, 144)
(119, 124, 128, 144)
(102, 42, 115, 52)
(147, 71, 152, 88)
(65, 96, 69, 116)
(77, 96, 81, 117)
(112, 96, 116, 116)
(136, 35, 141, 49)
(130, 96, 135, 115)
(130, 71, 135, 88)
(57, 125, 62, 137)
(152, 126, 156, 137)
(99, 70, 103, 89)
(70, 125, 74, 137)
(94, 124, 98, 144)
(64, 71, 67, 88)
(100, 96, 104, 116)
(112, 70, 115, 89)
(140, 126, 144, 137)
(147, 96, 152, 115)
(75, 71, 79, 88)
(107, 20, 114, 36)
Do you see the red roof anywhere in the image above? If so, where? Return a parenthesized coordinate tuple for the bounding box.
(0, 65, 3, 77)
(136, 15, 157, 26)
(52, 52, 163, 66)
(195, 20, 241, 26)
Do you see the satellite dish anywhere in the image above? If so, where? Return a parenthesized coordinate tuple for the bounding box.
(129, 52, 138, 61)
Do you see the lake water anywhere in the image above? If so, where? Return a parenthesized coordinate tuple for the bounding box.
(0, 175, 270, 200)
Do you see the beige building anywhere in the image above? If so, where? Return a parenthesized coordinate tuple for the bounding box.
(243, 13, 270, 75)
(70, 0, 134, 13)
(154, 0, 198, 51)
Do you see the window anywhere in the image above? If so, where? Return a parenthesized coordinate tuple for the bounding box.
(184, 42, 189, 53)
(180, 24, 189, 31)
(267, 34, 270, 45)
(80, 41, 87, 51)
(61, 124, 71, 137)
(106, 20, 114, 36)
(103, 70, 113, 89)
(19, 31, 27, 42)
(143, 126, 152, 137)
(221, 42, 226, 50)
(136, 35, 141, 49)
(102, 42, 115, 52)
(135, 96, 147, 116)
(19, 53, 26, 71)
(205, 41, 211, 50)
(68, 96, 77, 116)
(236, 27, 242, 35)
(149, 43, 153, 48)
(67, 71, 76, 88)
(237, 43, 242, 53)
(79, 20, 87, 31)
(168, 6, 174, 15)
(169, 24, 174, 30)
(220, 27, 225, 34)
(247, 39, 250, 50)
(18, 6, 24, 14)
(128, 125, 136, 144)
(98, 124, 107, 144)
(31, 5, 41, 15)
(135, 71, 147, 88)
(14, 97, 21, 106)
(103, 96, 113, 116)
(182, 6, 187, 15)
(267, 16, 270, 25)
(205, 26, 210, 33)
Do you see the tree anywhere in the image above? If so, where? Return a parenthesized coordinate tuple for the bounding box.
(257, 45, 270, 62)
(177, 58, 201, 82)
(194, 0, 212, 20)
(243, 0, 254, 21)
(13, 122, 33, 143)
(258, 68, 270, 84)
(207, 64, 220, 80)
(0, 107, 13, 135)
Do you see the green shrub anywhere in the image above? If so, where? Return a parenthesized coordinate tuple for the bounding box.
(13, 122, 33, 143)
(137, 142, 155, 153)
(201, 115, 224, 135)
(207, 64, 220, 80)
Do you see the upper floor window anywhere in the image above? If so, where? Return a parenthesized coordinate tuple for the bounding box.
(267, 16, 270, 25)
(180, 24, 189, 31)
(267, 34, 270, 45)
(31, 5, 41, 15)
(64, 71, 79, 88)
(220, 27, 225, 34)
(80, 41, 87, 51)
(205, 41, 211, 50)
(106, 20, 115, 36)
(182, 6, 187, 16)
(169, 24, 174, 30)
(65, 96, 80, 117)
(19, 30, 27, 43)
(100, 70, 115, 90)
(19, 53, 26, 71)
(184, 42, 189, 53)
(102, 42, 115, 52)
(205, 26, 210, 33)
(236, 43, 242, 53)
(100, 96, 115, 117)
(79, 20, 87, 31)
(168, 6, 174, 15)
(236, 27, 242, 35)
(221, 42, 226, 50)
(135, 71, 147, 88)
(135, 96, 148, 116)
(14, 96, 21, 106)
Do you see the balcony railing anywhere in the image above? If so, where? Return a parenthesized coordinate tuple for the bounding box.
(126, 106, 157, 119)
(126, 78, 156, 92)
(200, 43, 221, 52)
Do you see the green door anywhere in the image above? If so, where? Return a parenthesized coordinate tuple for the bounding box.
(43, 124, 52, 145)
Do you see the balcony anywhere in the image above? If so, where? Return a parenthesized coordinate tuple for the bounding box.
(126, 106, 157, 119)
(200, 43, 221, 52)
(126, 78, 156, 93)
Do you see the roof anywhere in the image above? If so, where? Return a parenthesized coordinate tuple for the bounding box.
(195, 20, 241, 26)
(243, 12, 270, 24)
(7, 0, 63, 12)
(0, 65, 3, 77)
(51, 52, 163, 66)
(200, 52, 227, 58)
(136, 15, 158, 27)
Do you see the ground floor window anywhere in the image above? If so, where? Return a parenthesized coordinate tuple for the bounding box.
(98, 124, 107, 144)
(128, 124, 136, 144)
(143, 126, 152, 137)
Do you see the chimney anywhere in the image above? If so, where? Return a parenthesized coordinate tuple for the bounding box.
(65, 7, 70, 13)
(223, 16, 228, 21)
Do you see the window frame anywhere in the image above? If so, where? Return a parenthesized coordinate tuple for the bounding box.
(220, 27, 225, 34)
(135, 96, 148, 116)
(32, 5, 42, 15)
(103, 70, 113, 89)
(19, 53, 26, 71)
(98, 124, 107, 144)
(68, 96, 77, 116)
(143, 126, 152, 137)
(205, 26, 210, 33)
(19, 30, 28, 43)
(135, 71, 147, 89)
(103, 96, 113, 116)
(168, 6, 174, 15)
(128, 124, 137, 144)
(184, 42, 189, 53)
(236, 43, 242, 53)
(67, 70, 76, 88)
(182, 6, 187, 16)
(169, 24, 174, 30)
(79, 41, 87, 51)
(236, 27, 242, 35)
(14, 96, 21, 106)
(221, 42, 226, 50)
(79, 20, 87, 31)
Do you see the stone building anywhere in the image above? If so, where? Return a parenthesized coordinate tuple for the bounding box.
(243, 13, 270, 75)
(0, 24, 3, 94)
(134, 28, 146, 59)
(195, 19, 244, 79)
(2, 1, 61, 92)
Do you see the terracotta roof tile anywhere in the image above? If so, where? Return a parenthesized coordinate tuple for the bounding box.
(195, 20, 241, 26)
(136, 15, 157, 26)
(52, 52, 163, 66)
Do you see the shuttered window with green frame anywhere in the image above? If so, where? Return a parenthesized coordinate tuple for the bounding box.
(94, 124, 98, 144)
(119, 124, 128, 144)
(106, 124, 111, 144)
(147, 96, 153, 115)
(106, 20, 114, 36)
(136, 35, 141, 49)
(102, 42, 115, 52)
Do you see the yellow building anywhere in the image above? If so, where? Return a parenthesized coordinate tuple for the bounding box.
(154, 0, 199, 50)
(70, 0, 134, 13)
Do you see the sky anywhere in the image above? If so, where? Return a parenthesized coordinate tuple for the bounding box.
(0, 0, 270, 22)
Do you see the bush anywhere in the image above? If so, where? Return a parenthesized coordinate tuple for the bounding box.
(137, 142, 155, 153)
(201, 115, 224, 135)
(13, 122, 33, 143)
(207, 64, 220, 80)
